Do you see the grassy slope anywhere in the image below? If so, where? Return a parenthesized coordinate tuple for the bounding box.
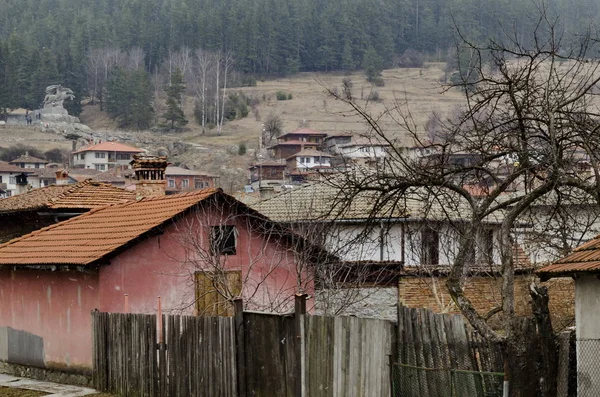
(0, 63, 464, 191)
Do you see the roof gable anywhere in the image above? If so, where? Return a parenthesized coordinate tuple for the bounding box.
(0, 189, 220, 266)
(0, 180, 136, 213)
(538, 235, 600, 278)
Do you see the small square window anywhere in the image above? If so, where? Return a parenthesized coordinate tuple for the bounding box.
(211, 225, 237, 255)
(9, 176, 16, 185)
(195, 179, 204, 189)
(168, 179, 175, 188)
(182, 179, 189, 188)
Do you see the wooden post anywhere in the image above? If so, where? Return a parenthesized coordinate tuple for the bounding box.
(234, 299, 247, 397)
(157, 296, 163, 343)
(294, 293, 307, 397)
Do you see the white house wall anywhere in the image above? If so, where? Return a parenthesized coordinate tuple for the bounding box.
(575, 275, 600, 396)
(517, 206, 600, 265)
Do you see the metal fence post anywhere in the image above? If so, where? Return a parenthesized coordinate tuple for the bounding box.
(295, 293, 307, 397)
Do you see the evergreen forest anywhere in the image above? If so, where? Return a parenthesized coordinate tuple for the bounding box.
(0, 0, 598, 122)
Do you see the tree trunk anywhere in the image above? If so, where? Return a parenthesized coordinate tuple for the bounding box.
(530, 283, 558, 397)
(505, 317, 539, 397)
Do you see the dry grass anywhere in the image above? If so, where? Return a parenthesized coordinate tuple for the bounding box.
(185, 62, 464, 148)
(0, 386, 49, 396)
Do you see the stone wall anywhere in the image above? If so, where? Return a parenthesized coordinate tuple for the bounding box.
(399, 274, 574, 330)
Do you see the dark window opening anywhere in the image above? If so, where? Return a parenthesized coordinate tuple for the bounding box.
(484, 229, 494, 264)
(421, 229, 439, 265)
(211, 225, 237, 255)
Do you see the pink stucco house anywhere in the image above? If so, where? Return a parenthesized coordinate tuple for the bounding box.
(0, 188, 325, 373)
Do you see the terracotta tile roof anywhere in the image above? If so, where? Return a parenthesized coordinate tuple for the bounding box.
(537, 234, 600, 278)
(9, 154, 48, 164)
(0, 161, 34, 173)
(72, 142, 144, 154)
(249, 161, 286, 168)
(0, 180, 135, 213)
(0, 189, 220, 266)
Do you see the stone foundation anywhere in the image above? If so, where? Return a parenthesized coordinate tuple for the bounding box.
(0, 361, 92, 387)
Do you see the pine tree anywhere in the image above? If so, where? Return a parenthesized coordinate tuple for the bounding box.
(107, 68, 154, 129)
(163, 68, 187, 128)
(362, 44, 383, 83)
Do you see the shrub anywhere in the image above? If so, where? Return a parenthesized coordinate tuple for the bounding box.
(276, 91, 288, 100)
(287, 93, 293, 100)
(367, 90, 382, 102)
(238, 143, 247, 155)
(370, 76, 385, 87)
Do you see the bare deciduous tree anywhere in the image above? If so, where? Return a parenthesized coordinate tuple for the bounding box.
(324, 10, 600, 396)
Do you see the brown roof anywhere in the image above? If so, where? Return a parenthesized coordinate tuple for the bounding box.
(9, 154, 48, 164)
(0, 161, 34, 173)
(0, 189, 220, 266)
(286, 149, 333, 159)
(279, 128, 327, 138)
(72, 142, 144, 154)
(537, 235, 600, 278)
(0, 180, 136, 213)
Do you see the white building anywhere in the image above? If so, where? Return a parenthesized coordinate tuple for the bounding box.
(286, 149, 333, 170)
(9, 152, 48, 169)
(335, 138, 389, 163)
(72, 142, 144, 171)
(0, 161, 34, 197)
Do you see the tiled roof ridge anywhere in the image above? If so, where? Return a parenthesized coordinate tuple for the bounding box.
(0, 188, 222, 259)
(46, 179, 132, 206)
(137, 188, 221, 202)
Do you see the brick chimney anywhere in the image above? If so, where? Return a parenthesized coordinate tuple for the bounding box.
(130, 155, 167, 198)
(55, 170, 70, 185)
(15, 172, 29, 195)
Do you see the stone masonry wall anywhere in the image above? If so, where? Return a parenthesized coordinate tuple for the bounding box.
(399, 274, 574, 330)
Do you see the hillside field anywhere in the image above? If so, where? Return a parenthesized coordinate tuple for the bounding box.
(1, 63, 464, 191)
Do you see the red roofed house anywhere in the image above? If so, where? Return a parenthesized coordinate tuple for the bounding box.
(72, 141, 144, 171)
(538, 239, 600, 394)
(165, 166, 219, 194)
(267, 128, 327, 160)
(0, 163, 324, 374)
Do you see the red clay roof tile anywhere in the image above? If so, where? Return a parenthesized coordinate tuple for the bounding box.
(0, 180, 136, 213)
(0, 189, 219, 266)
(538, 235, 600, 277)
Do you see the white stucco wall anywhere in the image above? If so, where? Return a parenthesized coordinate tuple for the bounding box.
(325, 224, 404, 262)
(575, 275, 600, 396)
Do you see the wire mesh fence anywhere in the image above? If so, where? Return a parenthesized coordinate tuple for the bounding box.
(392, 362, 504, 397)
(575, 339, 600, 397)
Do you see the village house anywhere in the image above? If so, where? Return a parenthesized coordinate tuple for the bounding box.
(0, 157, 326, 373)
(537, 242, 600, 395)
(0, 161, 34, 197)
(71, 141, 144, 171)
(267, 128, 327, 160)
(9, 152, 48, 169)
(248, 161, 287, 191)
(253, 180, 574, 324)
(165, 166, 219, 194)
(0, 176, 136, 243)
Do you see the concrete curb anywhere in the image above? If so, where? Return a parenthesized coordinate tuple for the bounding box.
(0, 373, 98, 396)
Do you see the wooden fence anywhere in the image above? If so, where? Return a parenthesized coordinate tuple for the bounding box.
(92, 296, 395, 397)
(92, 312, 236, 397)
(395, 306, 504, 397)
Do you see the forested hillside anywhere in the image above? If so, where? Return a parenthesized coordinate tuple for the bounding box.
(0, 0, 598, 122)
